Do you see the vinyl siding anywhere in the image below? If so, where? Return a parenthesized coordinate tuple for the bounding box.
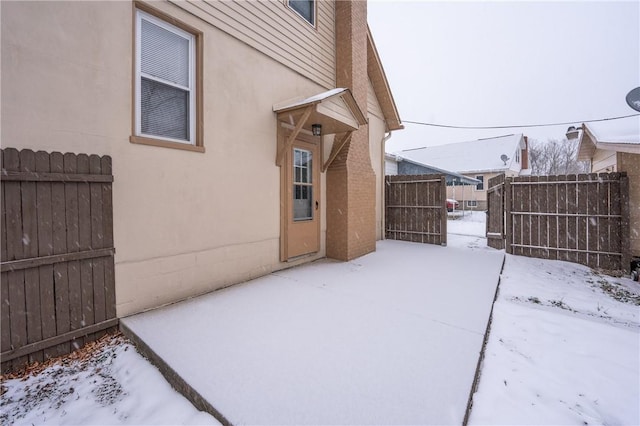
(169, 0, 336, 89)
(367, 79, 383, 120)
(591, 148, 618, 173)
(385, 158, 398, 175)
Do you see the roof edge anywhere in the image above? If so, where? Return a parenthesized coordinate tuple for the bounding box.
(367, 26, 403, 131)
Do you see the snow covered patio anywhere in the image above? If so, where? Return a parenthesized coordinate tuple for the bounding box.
(121, 237, 504, 425)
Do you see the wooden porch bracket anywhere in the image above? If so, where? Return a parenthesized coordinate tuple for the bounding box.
(275, 106, 313, 167)
(322, 131, 353, 172)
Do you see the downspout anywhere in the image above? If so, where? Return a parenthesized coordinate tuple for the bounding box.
(381, 131, 393, 240)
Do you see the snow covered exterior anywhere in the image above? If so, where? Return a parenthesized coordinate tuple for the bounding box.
(384, 153, 399, 176)
(397, 134, 530, 210)
(385, 155, 480, 185)
(1, 0, 402, 317)
(576, 120, 640, 260)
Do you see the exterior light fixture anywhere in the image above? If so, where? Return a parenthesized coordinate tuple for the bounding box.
(566, 126, 582, 140)
(311, 123, 322, 137)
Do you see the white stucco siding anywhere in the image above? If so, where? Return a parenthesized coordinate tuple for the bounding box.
(2, 1, 331, 316)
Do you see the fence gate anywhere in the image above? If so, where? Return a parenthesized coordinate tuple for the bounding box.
(385, 174, 447, 246)
(1, 148, 117, 373)
(487, 173, 630, 271)
(486, 174, 505, 249)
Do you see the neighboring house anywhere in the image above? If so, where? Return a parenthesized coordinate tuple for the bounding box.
(2, 0, 402, 317)
(397, 134, 530, 210)
(575, 119, 640, 265)
(384, 153, 480, 208)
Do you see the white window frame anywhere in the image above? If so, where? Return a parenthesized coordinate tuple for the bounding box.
(135, 10, 196, 145)
(287, 0, 316, 27)
(474, 175, 484, 191)
(466, 200, 478, 208)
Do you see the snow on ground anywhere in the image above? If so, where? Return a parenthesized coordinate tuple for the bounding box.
(469, 254, 640, 425)
(447, 210, 487, 237)
(4, 210, 637, 425)
(0, 333, 220, 426)
(122, 239, 504, 425)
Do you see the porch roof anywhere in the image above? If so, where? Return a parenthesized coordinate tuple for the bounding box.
(273, 88, 367, 135)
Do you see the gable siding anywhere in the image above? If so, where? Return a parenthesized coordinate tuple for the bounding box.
(591, 148, 618, 173)
(367, 80, 384, 120)
(169, 0, 336, 89)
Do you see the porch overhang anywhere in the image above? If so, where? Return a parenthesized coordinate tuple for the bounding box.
(273, 88, 367, 135)
(273, 88, 367, 167)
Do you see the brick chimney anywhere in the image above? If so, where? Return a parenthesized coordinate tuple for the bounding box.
(326, 0, 377, 261)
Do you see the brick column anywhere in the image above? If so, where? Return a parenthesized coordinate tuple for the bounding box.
(326, 0, 377, 261)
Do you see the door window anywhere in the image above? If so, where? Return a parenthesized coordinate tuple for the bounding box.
(293, 148, 313, 221)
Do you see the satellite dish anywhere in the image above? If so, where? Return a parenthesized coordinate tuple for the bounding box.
(626, 87, 640, 112)
(500, 154, 509, 165)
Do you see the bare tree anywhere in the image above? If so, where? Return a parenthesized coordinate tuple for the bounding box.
(528, 138, 589, 176)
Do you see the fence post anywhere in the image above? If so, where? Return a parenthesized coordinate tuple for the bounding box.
(620, 172, 631, 272)
(441, 174, 447, 246)
(504, 177, 512, 254)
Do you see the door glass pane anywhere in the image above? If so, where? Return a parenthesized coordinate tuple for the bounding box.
(293, 148, 313, 221)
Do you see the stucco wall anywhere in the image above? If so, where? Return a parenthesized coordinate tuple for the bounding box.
(2, 1, 338, 316)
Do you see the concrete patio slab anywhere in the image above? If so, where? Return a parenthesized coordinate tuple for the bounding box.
(121, 239, 504, 425)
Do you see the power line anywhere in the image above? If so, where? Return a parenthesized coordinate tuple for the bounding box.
(402, 113, 640, 130)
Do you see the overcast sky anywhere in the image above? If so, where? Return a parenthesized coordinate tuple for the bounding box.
(367, 0, 640, 152)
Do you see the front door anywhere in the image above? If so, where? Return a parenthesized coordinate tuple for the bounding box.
(285, 138, 320, 259)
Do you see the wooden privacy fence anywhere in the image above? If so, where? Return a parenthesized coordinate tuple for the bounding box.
(486, 174, 506, 250)
(1, 148, 117, 372)
(385, 174, 447, 246)
(487, 173, 630, 271)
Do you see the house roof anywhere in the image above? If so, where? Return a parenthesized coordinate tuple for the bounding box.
(397, 134, 525, 174)
(367, 28, 403, 132)
(577, 117, 640, 160)
(391, 155, 480, 185)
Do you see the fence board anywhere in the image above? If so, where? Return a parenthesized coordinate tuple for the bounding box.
(486, 174, 505, 249)
(77, 154, 95, 344)
(385, 174, 446, 246)
(1, 149, 10, 359)
(35, 150, 57, 360)
(20, 150, 44, 364)
(494, 173, 628, 272)
(547, 175, 558, 260)
(4, 149, 28, 370)
(64, 153, 83, 350)
(90, 156, 106, 338)
(1, 148, 116, 373)
(576, 174, 598, 265)
(50, 152, 71, 357)
(101, 157, 117, 321)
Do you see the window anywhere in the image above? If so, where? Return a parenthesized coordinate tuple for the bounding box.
(293, 148, 313, 221)
(466, 200, 478, 208)
(288, 0, 315, 26)
(515, 149, 520, 164)
(475, 175, 484, 191)
(132, 6, 203, 151)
